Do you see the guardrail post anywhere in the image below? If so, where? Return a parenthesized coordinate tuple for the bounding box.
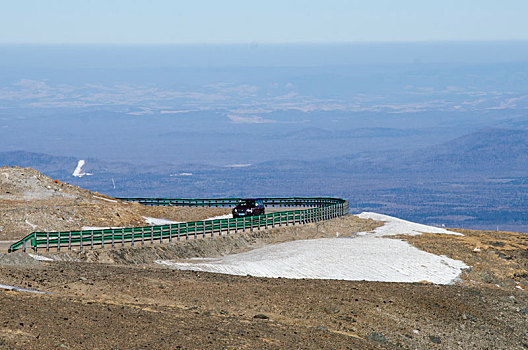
(112, 230, 115, 248)
(46, 232, 49, 252)
(169, 224, 173, 243)
(185, 222, 189, 240)
(150, 226, 154, 244)
(141, 227, 145, 245)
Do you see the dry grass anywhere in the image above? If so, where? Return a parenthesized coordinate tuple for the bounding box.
(396, 228, 528, 290)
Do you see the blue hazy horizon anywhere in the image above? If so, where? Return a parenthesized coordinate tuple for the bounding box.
(1, 41, 528, 69)
(2, 1, 528, 44)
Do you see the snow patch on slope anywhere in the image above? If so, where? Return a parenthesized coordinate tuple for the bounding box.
(143, 214, 232, 226)
(155, 236, 468, 284)
(82, 226, 124, 230)
(0, 283, 51, 294)
(356, 212, 463, 236)
(93, 195, 117, 203)
(28, 253, 54, 261)
(206, 214, 232, 220)
(72, 160, 92, 178)
(143, 217, 181, 225)
(156, 212, 469, 284)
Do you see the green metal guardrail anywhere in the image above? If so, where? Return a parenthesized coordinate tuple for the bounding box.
(8, 197, 349, 253)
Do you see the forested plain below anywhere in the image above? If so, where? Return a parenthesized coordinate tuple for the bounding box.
(2, 43, 528, 232)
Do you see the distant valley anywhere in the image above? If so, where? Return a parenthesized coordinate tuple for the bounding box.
(2, 127, 528, 232)
(1, 44, 527, 232)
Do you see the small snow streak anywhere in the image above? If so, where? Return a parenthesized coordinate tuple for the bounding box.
(142, 217, 181, 225)
(28, 253, 53, 261)
(24, 220, 37, 230)
(0, 283, 52, 294)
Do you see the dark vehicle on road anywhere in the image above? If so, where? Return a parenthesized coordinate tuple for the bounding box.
(232, 198, 265, 218)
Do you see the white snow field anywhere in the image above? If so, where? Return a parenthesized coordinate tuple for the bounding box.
(356, 212, 463, 236)
(155, 212, 468, 284)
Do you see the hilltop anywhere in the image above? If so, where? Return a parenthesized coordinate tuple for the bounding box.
(0, 166, 229, 241)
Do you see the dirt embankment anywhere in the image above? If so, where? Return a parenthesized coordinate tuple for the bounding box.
(397, 228, 528, 291)
(0, 166, 229, 241)
(0, 261, 526, 349)
(47, 215, 381, 264)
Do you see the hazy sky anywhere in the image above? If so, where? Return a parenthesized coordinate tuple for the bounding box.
(1, 0, 527, 44)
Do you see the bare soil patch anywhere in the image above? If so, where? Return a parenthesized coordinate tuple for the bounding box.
(397, 228, 528, 291)
(0, 261, 526, 349)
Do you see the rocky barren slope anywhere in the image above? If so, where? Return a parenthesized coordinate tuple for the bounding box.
(0, 258, 526, 349)
(0, 166, 229, 241)
(0, 167, 526, 349)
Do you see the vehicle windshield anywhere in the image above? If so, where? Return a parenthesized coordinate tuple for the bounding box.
(237, 200, 256, 207)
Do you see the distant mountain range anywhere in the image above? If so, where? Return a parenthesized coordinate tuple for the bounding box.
(2, 127, 528, 232)
(254, 128, 528, 175)
(0, 151, 81, 178)
(2, 127, 528, 177)
(401, 128, 528, 173)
